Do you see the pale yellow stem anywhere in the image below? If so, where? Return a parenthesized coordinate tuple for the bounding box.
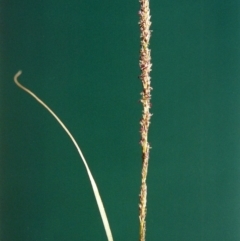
(14, 70, 113, 241)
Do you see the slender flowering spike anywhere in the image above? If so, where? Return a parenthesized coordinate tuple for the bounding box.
(138, 0, 152, 241)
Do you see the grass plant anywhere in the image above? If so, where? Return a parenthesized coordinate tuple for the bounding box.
(14, 0, 152, 240)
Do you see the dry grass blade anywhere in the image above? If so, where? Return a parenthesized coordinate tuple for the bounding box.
(14, 70, 113, 241)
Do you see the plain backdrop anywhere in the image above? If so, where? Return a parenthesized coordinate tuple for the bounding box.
(1, 1, 240, 240)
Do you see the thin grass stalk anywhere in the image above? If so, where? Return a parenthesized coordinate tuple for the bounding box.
(138, 0, 152, 240)
(13, 71, 113, 241)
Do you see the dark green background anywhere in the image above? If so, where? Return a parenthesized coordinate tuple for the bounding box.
(1, 1, 240, 240)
